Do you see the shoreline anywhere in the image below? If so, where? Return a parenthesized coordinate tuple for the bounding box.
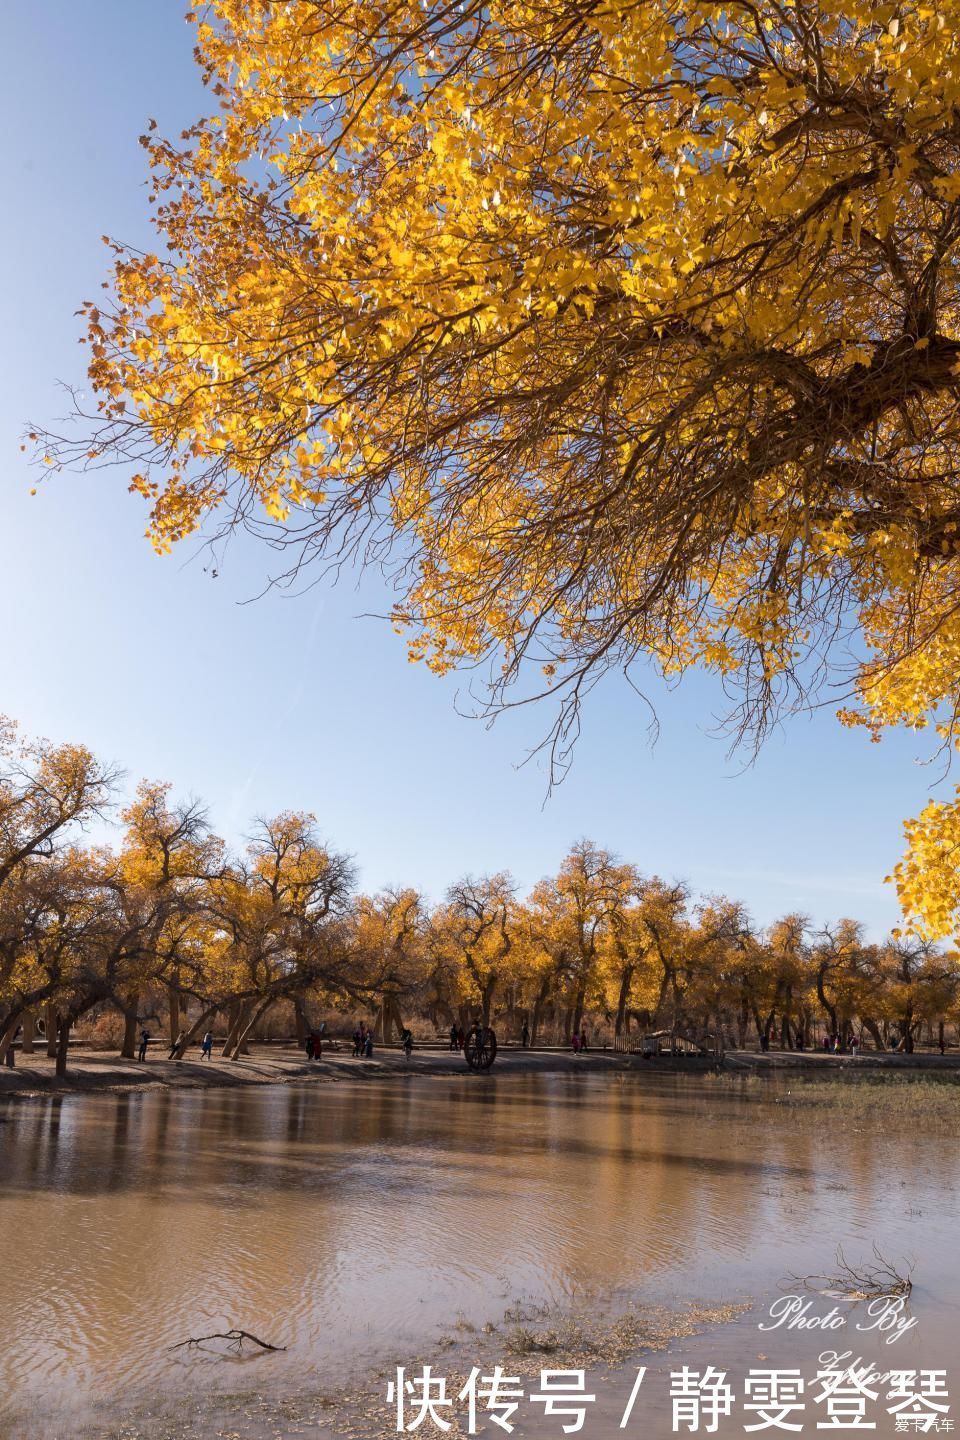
(3, 1040, 960, 1102)
(24, 1293, 756, 1440)
(70, 1298, 754, 1440)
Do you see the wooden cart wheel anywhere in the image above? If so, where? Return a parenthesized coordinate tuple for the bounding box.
(464, 1026, 498, 1070)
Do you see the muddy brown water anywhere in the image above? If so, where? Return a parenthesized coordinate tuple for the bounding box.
(0, 1075, 957, 1438)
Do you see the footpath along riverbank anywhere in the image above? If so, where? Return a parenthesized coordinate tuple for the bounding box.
(2, 1040, 959, 1101)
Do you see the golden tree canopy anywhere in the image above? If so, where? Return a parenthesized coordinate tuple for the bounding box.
(36, 0, 960, 934)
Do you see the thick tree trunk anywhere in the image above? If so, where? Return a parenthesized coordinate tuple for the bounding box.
(374, 1000, 387, 1042)
(221, 1001, 248, 1057)
(481, 978, 497, 1029)
(55, 1014, 71, 1078)
(816, 966, 838, 1036)
(229, 999, 273, 1060)
(121, 995, 139, 1059)
(530, 976, 551, 1048)
(670, 976, 685, 1051)
(653, 970, 672, 1030)
(615, 966, 634, 1038)
(2, 1014, 16, 1068)
(173, 1006, 217, 1059)
(168, 983, 180, 1047)
(45, 1003, 58, 1057)
(0, 1013, 20, 1065)
(781, 986, 794, 1049)
(21, 1010, 35, 1055)
(572, 983, 586, 1039)
(385, 996, 405, 1042)
(861, 1017, 884, 1051)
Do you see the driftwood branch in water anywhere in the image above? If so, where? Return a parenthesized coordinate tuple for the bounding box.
(170, 1328, 286, 1354)
(791, 1244, 914, 1299)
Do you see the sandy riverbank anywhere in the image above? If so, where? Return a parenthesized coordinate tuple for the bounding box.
(2, 1040, 959, 1100)
(72, 1296, 752, 1440)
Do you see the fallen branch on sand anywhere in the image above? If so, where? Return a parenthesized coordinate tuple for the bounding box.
(791, 1244, 913, 1300)
(170, 1328, 286, 1354)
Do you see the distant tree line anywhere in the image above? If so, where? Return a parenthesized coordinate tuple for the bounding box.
(2, 718, 958, 1074)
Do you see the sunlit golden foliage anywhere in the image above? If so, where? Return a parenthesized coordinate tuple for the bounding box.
(33, 0, 960, 936)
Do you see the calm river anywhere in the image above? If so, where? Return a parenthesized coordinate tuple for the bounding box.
(1, 1074, 957, 1438)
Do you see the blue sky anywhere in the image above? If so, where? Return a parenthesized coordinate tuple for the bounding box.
(0, 3, 942, 934)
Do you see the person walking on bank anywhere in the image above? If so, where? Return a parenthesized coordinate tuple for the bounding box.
(137, 1028, 149, 1062)
(521, 1020, 530, 1049)
(200, 1030, 214, 1060)
(579, 1026, 588, 1053)
(449, 1022, 459, 1052)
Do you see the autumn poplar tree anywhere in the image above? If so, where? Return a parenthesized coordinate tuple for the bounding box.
(352, 888, 427, 1039)
(549, 842, 634, 1038)
(443, 873, 516, 1028)
(0, 720, 116, 1062)
(118, 782, 223, 1055)
(33, 0, 960, 935)
(208, 812, 355, 1058)
(602, 879, 686, 1038)
(518, 882, 575, 1046)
